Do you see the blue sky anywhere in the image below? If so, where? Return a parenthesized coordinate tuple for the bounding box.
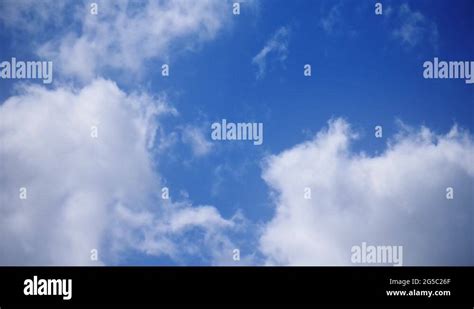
(0, 0, 473, 266)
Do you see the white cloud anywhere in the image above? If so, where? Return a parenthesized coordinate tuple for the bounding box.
(260, 118, 474, 266)
(391, 3, 439, 49)
(0, 79, 239, 265)
(0, 0, 248, 266)
(252, 26, 290, 79)
(2, 0, 231, 82)
(181, 126, 213, 157)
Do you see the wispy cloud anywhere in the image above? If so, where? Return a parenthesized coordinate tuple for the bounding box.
(318, 2, 438, 50)
(252, 26, 290, 79)
(320, 2, 344, 34)
(1, 0, 230, 82)
(0, 0, 68, 33)
(391, 3, 439, 49)
(182, 125, 213, 157)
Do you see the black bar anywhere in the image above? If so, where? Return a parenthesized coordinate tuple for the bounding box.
(0, 267, 472, 306)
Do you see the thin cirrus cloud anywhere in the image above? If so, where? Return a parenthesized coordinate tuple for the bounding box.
(390, 3, 439, 50)
(319, 2, 439, 50)
(252, 26, 290, 79)
(0, 0, 68, 33)
(181, 126, 214, 157)
(320, 2, 344, 34)
(260, 118, 473, 266)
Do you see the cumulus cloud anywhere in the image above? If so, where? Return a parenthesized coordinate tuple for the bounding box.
(252, 26, 290, 79)
(0, 79, 239, 265)
(260, 118, 474, 266)
(0, 0, 247, 266)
